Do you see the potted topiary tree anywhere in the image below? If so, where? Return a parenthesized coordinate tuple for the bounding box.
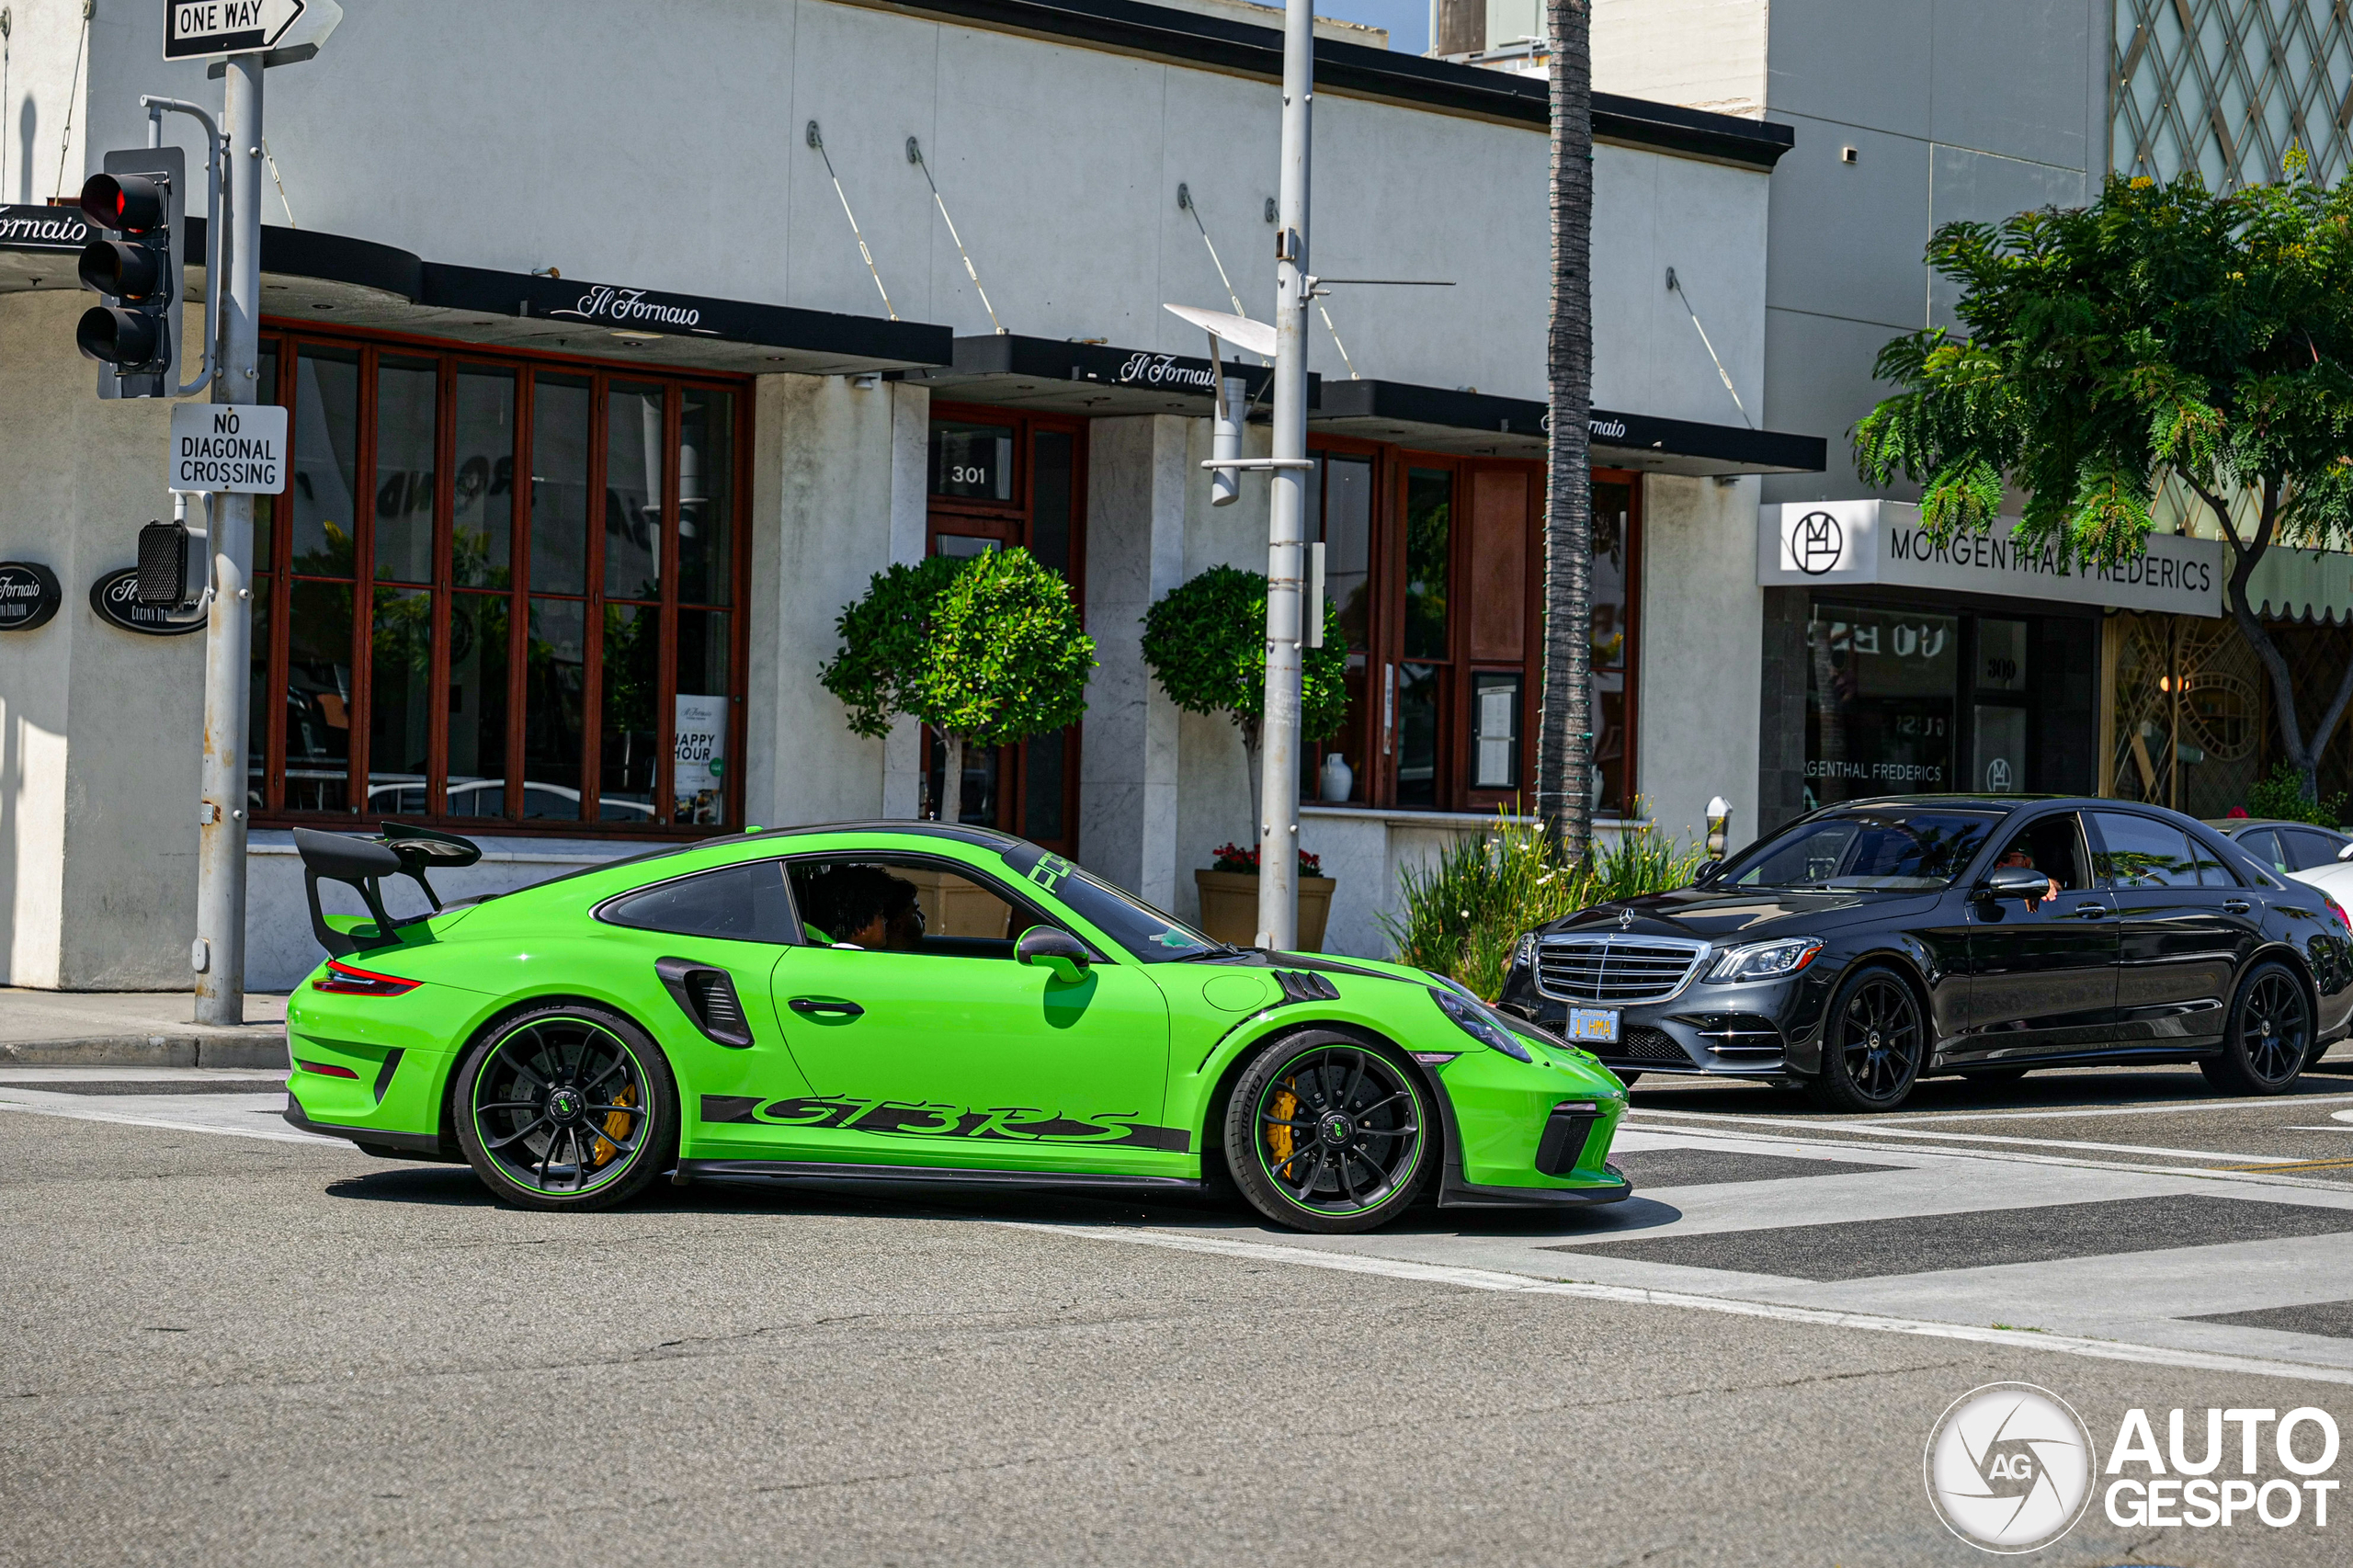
(1141, 563, 1347, 949)
(821, 548, 1096, 821)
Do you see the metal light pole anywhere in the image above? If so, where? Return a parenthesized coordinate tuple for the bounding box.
(192, 54, 262, 1026)
(1255, 0, 1314, 951)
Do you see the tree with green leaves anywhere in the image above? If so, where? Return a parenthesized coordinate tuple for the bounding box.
(1141, 563, 1347, 825)
(1855, 163, 2353, 802)
(821, 548, 1096, 820)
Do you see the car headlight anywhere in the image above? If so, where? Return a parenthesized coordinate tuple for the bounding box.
(1428, 986, 1535, 1062)
(1511, 931, 1536, 971)
(1706, 937, 1824, 983)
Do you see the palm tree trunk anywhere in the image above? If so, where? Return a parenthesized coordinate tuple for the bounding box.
(1538, 0, 1596, 862)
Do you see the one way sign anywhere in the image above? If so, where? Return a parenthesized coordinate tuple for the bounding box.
(164, 0, 342, 62)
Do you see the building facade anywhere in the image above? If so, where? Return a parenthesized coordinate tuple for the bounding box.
(0, 0, 1813, 990)
(1587, 0, 2353, 831)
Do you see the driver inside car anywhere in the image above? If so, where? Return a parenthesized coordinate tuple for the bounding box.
(798, 866, 926, 950)
(2005, 843, 2061, 903)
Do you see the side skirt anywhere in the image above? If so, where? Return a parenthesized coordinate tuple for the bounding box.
(676, 1159, 1204, 1195)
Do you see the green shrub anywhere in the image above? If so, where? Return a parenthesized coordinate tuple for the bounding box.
(2244, 762, 2350, 828)
(1379, 808, 1705, 1001)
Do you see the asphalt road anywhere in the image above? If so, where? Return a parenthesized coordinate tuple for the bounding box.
(6, 1067, 2353, 1567)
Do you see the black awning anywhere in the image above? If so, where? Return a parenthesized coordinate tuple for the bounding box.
(171, 220, 951, 376)
(1310, 380, 1825, 475)
(897, 334, 1305, 415)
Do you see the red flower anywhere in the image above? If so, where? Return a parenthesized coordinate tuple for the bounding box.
(1210, 842, 1321, 877)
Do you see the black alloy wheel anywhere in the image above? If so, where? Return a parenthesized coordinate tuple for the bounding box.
(1807, 965, 1927, 1113)
(454, 1004, 677, 1210)
(2202, 961, 2313, 1096)
(1226, 1034, 1428, 1233)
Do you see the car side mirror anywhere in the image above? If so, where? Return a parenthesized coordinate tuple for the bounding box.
(2338, 841, 2353, 862)
(1980, 866, 2050, 901)
(1692, 859, 1722, 884)
(1017, 925, 1091, 983)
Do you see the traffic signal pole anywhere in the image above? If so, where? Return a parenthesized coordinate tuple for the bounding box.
(192, 54, 262, 1027)
(1254, 0, 1313, 950)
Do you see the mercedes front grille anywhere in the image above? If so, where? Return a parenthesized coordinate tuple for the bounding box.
(1534, 935, 1709, 1006)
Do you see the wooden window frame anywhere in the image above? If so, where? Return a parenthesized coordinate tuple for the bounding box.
(1297, 443, 1636, 816)
(922, 401, 1090, 855)
(251, 321, 754, 839)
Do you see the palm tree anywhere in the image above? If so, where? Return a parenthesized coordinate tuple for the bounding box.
(1538, 0, 1595, 860)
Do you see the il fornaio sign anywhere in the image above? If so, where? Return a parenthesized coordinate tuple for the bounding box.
(1114, 352, 1220, 392)
(1758, 499, 2224, 618)
(548, 284, 719, 336)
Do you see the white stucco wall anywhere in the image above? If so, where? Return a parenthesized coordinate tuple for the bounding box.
(0, 290, 207, 988)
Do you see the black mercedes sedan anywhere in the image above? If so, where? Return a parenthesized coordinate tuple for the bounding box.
(1495, 795, 2353, 1112)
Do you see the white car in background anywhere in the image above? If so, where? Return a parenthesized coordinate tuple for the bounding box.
(2208, 816, 2353, 899)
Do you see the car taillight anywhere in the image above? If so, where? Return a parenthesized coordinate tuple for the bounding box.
(2325, 893, 2353, 937)
(313, 960, 420, 996)
(296, 1060, 360, 1080)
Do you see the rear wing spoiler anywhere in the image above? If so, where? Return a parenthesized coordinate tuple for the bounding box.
(293, 822, 483, 957)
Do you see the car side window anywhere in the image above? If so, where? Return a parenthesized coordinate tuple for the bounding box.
(2088, 812, 2201, 890)
(1987, 813, 2090, 894)
(598, 859, 799, 943)
(2237, 828, 2286, 874)
(785, 855, 1071, 960)
(2186, 832, 2237, 887)
(2283, 828, 2346, 871)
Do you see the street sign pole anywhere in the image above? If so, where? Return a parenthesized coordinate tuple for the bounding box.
(1255, 0, 1313, 950)
(191, 52, 263, 1026)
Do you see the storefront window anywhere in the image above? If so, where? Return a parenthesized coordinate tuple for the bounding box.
(1590, 481, 1636, 814)
(1805, 606, 1961, 802)
(251, 332, 747, 833)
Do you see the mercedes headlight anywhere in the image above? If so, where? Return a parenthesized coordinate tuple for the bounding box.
(1706, 937, 1824, 983)
(1510, 931, 1536, 971)
(1428, 986, 1535, 1062)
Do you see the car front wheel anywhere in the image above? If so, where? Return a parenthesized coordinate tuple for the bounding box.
(1225, 1032, 1429, 1233)
(454, 1003, 678, 1210)
(2201, 961, 2312, 1096)
(1806, 965, 1926, 1113)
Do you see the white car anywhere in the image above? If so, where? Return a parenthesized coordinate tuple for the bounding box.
(2208, 817, 2353, 899)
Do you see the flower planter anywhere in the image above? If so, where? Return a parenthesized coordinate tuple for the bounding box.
(1193, 869, 1336, 952)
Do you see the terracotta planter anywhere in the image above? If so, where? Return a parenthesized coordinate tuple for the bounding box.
(1193, 869, 1336, 952)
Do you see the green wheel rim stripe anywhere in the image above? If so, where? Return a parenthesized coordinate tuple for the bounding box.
(1255, 1044, 1425, 1216)
(472, 1016, 652, 1197)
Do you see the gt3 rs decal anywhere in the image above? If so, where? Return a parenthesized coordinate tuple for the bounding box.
(698, 1093, 1188, 1152)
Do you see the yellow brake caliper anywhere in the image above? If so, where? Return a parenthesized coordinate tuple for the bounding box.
(1266, 1082, 1299, 1171)
(592, 1083, 638, 1167)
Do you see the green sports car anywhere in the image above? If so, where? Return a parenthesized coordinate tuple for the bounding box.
(282, 820, 1631, 1233)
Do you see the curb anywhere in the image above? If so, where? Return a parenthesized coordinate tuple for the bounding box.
(0, 1034, 290, 1070)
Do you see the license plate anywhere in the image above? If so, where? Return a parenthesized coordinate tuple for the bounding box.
(1566, 1007, 1620, 1044)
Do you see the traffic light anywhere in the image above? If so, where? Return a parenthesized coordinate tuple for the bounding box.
(75, 146, 185, 399)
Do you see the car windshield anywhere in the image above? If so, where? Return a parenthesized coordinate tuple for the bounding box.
(1044, 865, 1229, 962)
(1717, 808, 2001, 890)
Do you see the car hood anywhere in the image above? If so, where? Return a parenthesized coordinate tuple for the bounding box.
(1543, 885, 1940, 942)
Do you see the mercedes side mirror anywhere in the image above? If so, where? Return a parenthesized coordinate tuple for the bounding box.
(1692, 858, 1722, 884)
(1981, 866, 2050, 901)
(2337, 841, 2353, 862)
(1017, 925, 1092, 983)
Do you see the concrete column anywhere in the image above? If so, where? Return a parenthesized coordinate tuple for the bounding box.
(744, 373, 928, 829)
(1079, 415, 1190, 904)
(1635, 472, 1764, 847)
(881, 384, 932, 820)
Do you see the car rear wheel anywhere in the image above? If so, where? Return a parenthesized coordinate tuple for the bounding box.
(1226, 1033, 1428, 1233)
(1806, 966, 1925, 1113)
(455, 1004, 677, 1210)
(2200, 962, 2312, 1096)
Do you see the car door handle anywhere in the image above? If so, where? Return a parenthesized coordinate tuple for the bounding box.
(2223, 899, 2252, 914)
(2072, 903, 2111, 919)
(788, 997, 865, 1018)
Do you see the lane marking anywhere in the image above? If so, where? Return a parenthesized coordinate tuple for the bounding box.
(992, 1221, 2353, 1387)
(1858, 1091, 2353, 1125)
(1627, 1108, 2282, 1164)
(2214, 1157, 2353, 1174)
(0, 1097, 342, 1147)
(1611, 1123, 2353, 1194)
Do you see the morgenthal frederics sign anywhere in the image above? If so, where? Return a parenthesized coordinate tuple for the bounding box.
(1757, 499, 2224, 619)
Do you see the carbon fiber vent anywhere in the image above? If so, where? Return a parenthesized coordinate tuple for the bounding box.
(1273, 969, 1340, 1005)
(654, 957, 754, 1048)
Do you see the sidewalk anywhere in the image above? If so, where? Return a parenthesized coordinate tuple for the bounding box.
(0, 989, 290, 1068)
